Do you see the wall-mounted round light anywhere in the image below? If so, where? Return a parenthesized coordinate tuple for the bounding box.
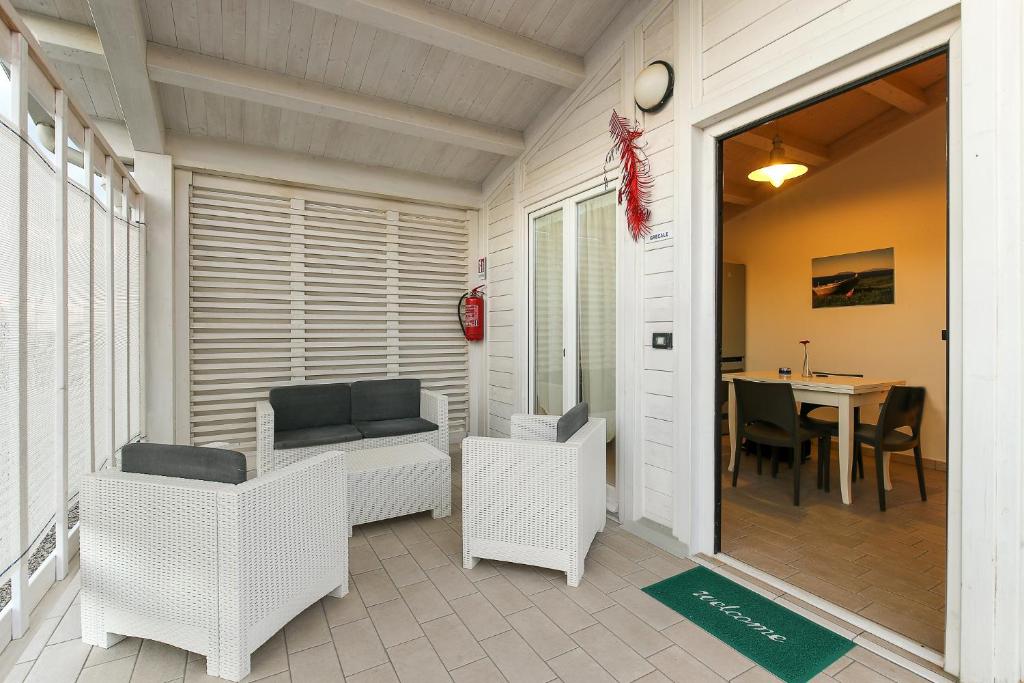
(634, 60, 674, 113)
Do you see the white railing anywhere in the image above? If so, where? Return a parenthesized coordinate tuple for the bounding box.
(0, 0, 145, 649)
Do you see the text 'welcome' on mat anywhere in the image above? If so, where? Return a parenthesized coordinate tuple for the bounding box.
(643, 566, 854, 683)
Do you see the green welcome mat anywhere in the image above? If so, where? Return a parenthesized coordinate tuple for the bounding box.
(643, 566, 853, 683)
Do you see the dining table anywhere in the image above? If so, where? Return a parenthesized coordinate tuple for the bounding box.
(722, 370, 905, 505)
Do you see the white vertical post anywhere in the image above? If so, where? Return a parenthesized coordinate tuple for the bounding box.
(138, 194, 147, 440)
(10, 30, 30, 640)
(53, 90, 69, 581)
(122, 176, 130, 445)
(84, 128, 95, 473)
(105, 156, 115, 468)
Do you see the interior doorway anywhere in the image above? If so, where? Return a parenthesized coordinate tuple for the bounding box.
(529, 186, 619, 494)
(714, 52, 949, 653)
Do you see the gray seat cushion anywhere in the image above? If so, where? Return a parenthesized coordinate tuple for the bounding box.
(270, 382, 352, 431)
(121, 443, 247, 485)
(355, 417, 438, 440)
(556, 402, 589, 442)
(274, 424, 363, 450)
(351, 379, 421, 422)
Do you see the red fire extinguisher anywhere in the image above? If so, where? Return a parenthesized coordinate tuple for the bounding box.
(459, 286, 485, 341)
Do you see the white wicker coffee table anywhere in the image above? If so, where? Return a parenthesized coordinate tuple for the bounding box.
(347, 443, 451, 534)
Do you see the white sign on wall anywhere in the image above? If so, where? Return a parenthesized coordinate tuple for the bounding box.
(647, 227, 672, 243)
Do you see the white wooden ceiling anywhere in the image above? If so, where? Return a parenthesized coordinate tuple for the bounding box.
(14, 0, 628, 184)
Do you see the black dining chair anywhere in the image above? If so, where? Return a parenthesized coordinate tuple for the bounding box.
(852, 386, 927, 511)
(732, 379, 827, 506)
(799, 404, 863, 491)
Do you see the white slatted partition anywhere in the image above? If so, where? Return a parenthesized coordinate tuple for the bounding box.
(0, 3, 145, 644)
(187, 175, 470, 461)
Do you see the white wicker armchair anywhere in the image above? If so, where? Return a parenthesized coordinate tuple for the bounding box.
(461, 414, 606, 587)
(256, 389, 448, 476)
(80, 449, 349, 682)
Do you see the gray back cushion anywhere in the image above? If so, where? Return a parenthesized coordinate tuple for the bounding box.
(270, 382, 351, 431)
(122, 443, 247, 485)
(556, 402, 589, 443)
(351, 379, 421, 422)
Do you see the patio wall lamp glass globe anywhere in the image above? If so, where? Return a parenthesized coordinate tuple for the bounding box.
(748, 135, 808, 188)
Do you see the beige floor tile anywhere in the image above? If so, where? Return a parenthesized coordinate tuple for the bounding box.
(732, 667, 785, 682)
(14, 617, 60, 665)
(834, 661, 893, 683)
(323, 586, 369, 627)
(459, 558, 501, 583)
(346, 662, 400, 682)
(400, 580, 454, 623)
(845, 648, 931, 683)
(593, 605, 671, 657)
(662, 620, 754, 680)
(388, 637, 453, 683)
(78, 655, 136, 683)
(354, 568, 401, 607)
(607, 586, 683, 631)
(479, 630, 555, 683)
(506, 607, 575, 661)
(284, 602, 331, 653)
(331, 617, 387, 676)
(368, 598, 424, 648)
(634, 671, 673, 682)
(647, 645, 725, 682)
(527, 589, 596, 634)
(48, 603, 82, 646)
(390, 518, 430, 547)
(428, 564, 478, 601)
(493, 564, 552, 596)
(582, 559, 629, 593)
(382, 554, 428, 588)
(570, 624, 654, 682)
(286, 642, 343, 682)
(449, 594, 511, 641)
(350, 545, 385, 574)
(84, 637, 141, 668)
(24, 639, 91, 683)
(3, 661, 32, 683)
(428, 529, 462, 556)
(369, 532, 409, 560)
(406, 542, 452, 571)
(600, 533, 660, 562)
(621, 569, 662, 589)
(638, 554, 697, 580)
(449, 657, 506, 683)
(476, 576, 531, 616)
(589, 545, 641, 577)
(546, 648, 616, 683)
(422, 614, 486, 670)
(550, 580, 616, 614)
(129, 640, 188, 683)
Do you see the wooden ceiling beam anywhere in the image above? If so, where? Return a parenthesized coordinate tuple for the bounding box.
(731, 128, 830, 167)
(722, 181, 754, 206)
(146, 45, 525, 156)
(20, 11, 106, 70)
(860, 73, 928, 114)
(290, 0, 585, 89)
(85, 0, 165, 153)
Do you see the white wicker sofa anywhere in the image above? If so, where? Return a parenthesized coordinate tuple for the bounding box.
(257, 378, 448, 476)
(462, 405, 606, 587)
(80, 444, 349, 682)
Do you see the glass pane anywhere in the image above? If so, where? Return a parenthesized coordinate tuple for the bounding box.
(577, 191, 616, 441)
(533, 208, 563, 416)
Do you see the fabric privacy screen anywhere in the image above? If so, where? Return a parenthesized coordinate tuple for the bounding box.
(187, 174, 470, 456)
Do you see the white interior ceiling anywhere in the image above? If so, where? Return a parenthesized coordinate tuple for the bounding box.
(14, 0, 630, 184)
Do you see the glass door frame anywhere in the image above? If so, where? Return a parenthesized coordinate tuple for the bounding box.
(527, 183, 621, 415)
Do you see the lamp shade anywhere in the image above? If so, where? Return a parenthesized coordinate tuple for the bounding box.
(747, 134, 808, 188)
(635, 60, 674, 113)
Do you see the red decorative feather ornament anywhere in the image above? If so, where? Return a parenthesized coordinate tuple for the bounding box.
(606, 109, 653, 241)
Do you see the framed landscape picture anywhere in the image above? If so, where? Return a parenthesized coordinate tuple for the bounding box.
(811, 247, 895, 308)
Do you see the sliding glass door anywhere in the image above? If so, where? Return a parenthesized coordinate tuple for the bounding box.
(530, 188, 617, 439)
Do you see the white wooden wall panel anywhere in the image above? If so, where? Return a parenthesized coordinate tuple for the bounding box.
(484, 174, 514, 436)
(186, 175, 470, 461)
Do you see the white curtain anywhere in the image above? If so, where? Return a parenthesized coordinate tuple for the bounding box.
(577, 192, 616, 441)
(533, 209, 563, 416)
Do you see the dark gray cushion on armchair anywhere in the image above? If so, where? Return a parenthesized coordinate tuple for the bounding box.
(270, 382, 352, 431)
(355, 417, 438, 439)
(556, 402, 589, 443)
(121, 443, 247, 484)
(351, 379, 421, 422)
(275, 424, 363, 450)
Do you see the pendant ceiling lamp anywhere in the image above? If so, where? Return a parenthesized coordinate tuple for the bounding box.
(748, 134, 808, 188)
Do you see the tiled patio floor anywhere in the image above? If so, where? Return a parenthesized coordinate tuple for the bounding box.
(0, 453, 941, 683)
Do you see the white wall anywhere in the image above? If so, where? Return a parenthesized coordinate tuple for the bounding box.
(724, 108, 948, 463)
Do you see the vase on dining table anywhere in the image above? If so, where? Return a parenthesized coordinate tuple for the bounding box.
(800, 339, 811, 377)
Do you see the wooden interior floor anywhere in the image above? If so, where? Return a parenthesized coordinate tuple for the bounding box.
(720, 438, 947, 653)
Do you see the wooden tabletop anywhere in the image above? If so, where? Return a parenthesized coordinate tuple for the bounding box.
(721, 370, 905, 394)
